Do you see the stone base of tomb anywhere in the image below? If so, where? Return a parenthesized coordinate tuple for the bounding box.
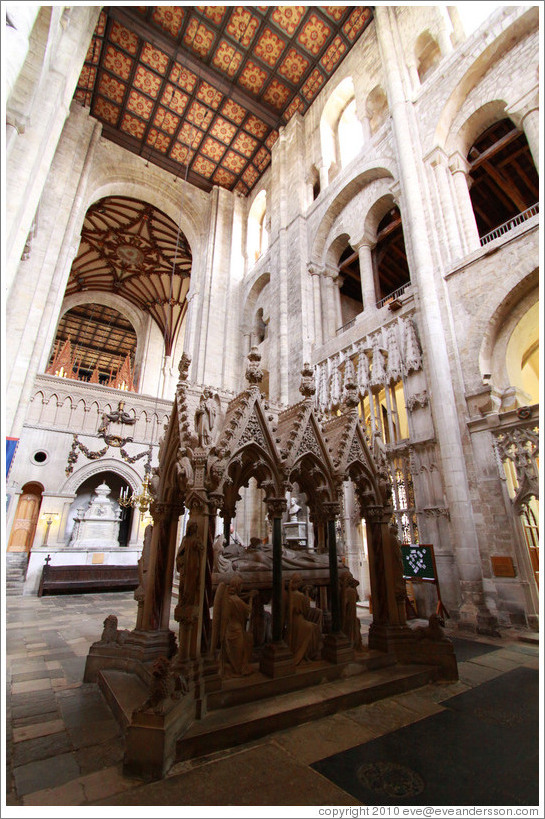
(83, 628, 177, 683)
(259, 640, 296, 677)
(321, 631, 355, 664)
(368, 621, 458, 681)
(96, 645, 441, 780)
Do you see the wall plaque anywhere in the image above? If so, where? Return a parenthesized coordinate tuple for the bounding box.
(491, 555, 516, 577)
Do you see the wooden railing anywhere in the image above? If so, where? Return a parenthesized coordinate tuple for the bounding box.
(480, 203, 539, 246)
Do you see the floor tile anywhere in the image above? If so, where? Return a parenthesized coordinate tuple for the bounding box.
(12, 719, 66, 743)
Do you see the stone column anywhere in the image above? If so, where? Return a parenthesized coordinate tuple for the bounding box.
(322, 267, 342, 338)
(437, 10, 454, 57)
(317, 161, 329, 192)
(260, 498, 295, 677)
(374, 6, 498, 634)
(448, 151, 481, 254)
(447, 7, 465, 46)
(507, 93, 540, 176)
(406, 59, 421, 96)
(428, 147, 464, 263)
(360, 114, 372, 143)
(308, 264, 323, 346)
(354, 238, 378, 313)
(520, 107, 540, 176)
(322, 501, 354, 663)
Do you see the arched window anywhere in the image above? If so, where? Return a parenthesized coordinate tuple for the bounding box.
(366, 85, 388, 134)
(337, 241, 362, 327)
(46, 304, 138, 391)
(467, 118, 539, 240)
(247, 189, 268, 263)
(338, 99, 362, 167)
(320, 77, 363, 184)
(373, 206, 411, 304)
(505, 302, 539, 406)
(415, 30, 441, 82)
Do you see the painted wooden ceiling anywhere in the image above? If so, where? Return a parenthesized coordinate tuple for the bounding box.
(74, 5, 373, 195)
(64, 196, 191, 356)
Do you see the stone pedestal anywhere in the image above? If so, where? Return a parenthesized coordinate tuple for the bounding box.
(259, 641, 296, 678)
(72, 481, 121, 550)
(283, 521, 306, 548)
(321, 632, 355, 664)
(84, 628, 176, 682)
(125, 688, 196, 781)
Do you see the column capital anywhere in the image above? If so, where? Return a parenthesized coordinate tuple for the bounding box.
(323, 263, 340, 281)
(323, 501, 341, 519)
(266, 497, 287, 518)
(506, 86, 539, 123)
(425, 145, 449, 169)
(307, 262, 324, 277)
(448, 151, 471, 176)
(351, 231, 376, 252)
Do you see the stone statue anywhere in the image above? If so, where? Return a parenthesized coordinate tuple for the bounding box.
(195, 389, 217, 447)
(175, 522, 203, 608)
(285, 573, 322, 665)
(340, 574, 363, 651)
(99, 614, 129, 645)
(212, 533, 224, 572)
(132, 656, 188, 717)
(134, 524, 152, 628)
(210, 574, 258, 676)
(288, 497, 301, 521)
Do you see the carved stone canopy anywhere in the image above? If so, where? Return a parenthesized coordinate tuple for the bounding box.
(152, 349, 388, 524)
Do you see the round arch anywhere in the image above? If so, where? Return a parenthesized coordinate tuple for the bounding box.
(432, 8, 538, 151)
(60, 457, 144, 496)
(84, 171, 204, 261)
(311, 164, 396, 265)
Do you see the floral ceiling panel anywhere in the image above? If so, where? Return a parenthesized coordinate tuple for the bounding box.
(75, 6, 373, 195)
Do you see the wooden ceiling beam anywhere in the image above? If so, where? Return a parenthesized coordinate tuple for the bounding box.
(480, 160, 528, 212)
(376, 215, 402, 242)
(469, 127, 521, 171)
(107, 7, 281, 129)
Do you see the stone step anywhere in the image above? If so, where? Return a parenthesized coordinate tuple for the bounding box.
(176, 662, 434, 762)
(207, 649, 396, 712)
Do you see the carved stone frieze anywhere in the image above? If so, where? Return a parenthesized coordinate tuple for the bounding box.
(418, 506, 450, 520)
(406, 391, 429, 413)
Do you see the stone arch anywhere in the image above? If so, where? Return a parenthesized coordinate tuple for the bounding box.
(320, 76, 363, 181)
(366, 85, 389, 134)
(478, 270, 539, 398)
(415, 30, 441, 83)
(242, 272, 271, 351)
(433, 8, 538, 150)
(60, 458, 142, 496)
(247, 189, 268, 263)
(84, 170, 204, 262)
(444, 99, 509, 161)
(311, 164, 396, 265)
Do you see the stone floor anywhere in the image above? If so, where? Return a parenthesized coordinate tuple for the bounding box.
(3, 591, 541, 811)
